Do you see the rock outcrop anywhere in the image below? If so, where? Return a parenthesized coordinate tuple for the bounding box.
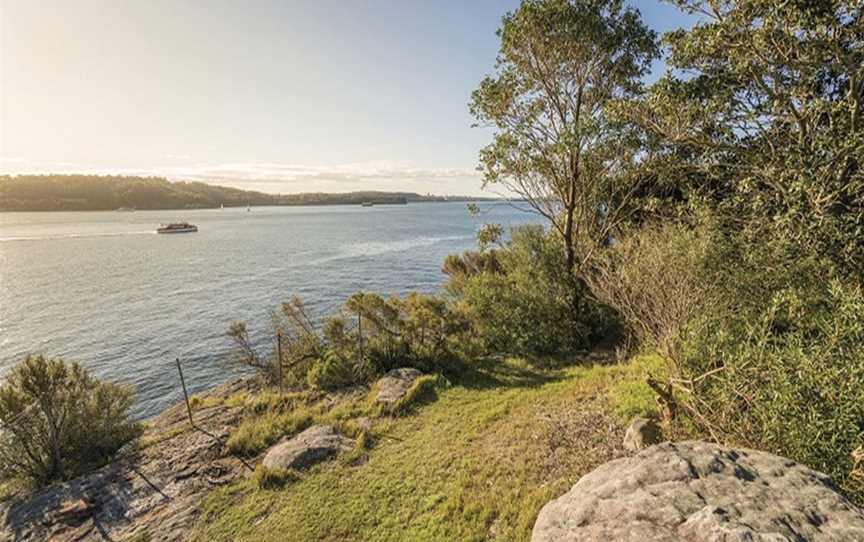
(532, 440, 864, 542)
(0, 378, 256, 542)
(261, 425, 353, 471)
(374, 367, 422, 405)
(622, 416, 662, 451)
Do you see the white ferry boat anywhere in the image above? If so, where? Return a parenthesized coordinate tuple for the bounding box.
(156, 222, 198, 234)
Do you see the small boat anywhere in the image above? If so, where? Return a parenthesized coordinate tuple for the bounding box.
(116, 207, 135, 212)
(361, 202, 374, 207)
(157, 222, 198, 234)
(246, 205, 251, 212)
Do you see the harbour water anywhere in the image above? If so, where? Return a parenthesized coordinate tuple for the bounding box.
(0, 202, 533, 417)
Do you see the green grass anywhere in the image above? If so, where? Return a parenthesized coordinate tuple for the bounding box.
(226, 407, 320, 456)
(188, 356, 640, 542)
(251, 465, 301, 490)
(606, 353, 668, 421)
(378, 374, 447, 416)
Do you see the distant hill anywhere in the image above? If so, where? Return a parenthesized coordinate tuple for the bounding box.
(0, 175, 493, 212)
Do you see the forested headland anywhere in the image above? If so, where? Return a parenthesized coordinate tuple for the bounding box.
(0, 174, 484, 211)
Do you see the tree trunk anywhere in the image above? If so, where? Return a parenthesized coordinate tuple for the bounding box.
(564, 85, 583, 276)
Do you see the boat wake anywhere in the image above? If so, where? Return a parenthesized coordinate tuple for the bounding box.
(310, 235, 471, 265)
(0, 230, 155, 243)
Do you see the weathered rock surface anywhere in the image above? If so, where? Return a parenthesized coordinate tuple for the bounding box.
(374, 367, 422, 405)
(532, 440, 864, 542)
(0, 378, 257, 542)
(261, 425, 353, 471)
(622, 416, 662, 451)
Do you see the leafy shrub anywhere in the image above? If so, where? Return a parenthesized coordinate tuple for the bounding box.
(345, 292, 467, 373)
(586, 222, 719, 360)
(0, 355, 141, 486)
(225, 321, 278, 384)
(228, 293, 467, 392)
(680, 268, 864, 502)
(446, 225, 611, 357)
(306, 351, 370, 391)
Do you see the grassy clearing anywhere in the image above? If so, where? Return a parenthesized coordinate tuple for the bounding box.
(189, 355, 650, 542)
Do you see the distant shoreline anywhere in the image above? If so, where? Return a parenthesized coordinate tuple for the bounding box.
(0, 174, 502, 212)
(0, 199, 505, 213)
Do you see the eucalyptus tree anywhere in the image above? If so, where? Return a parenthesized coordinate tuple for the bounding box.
(614, 0, 864, 274)
(470, 0, 658, 274)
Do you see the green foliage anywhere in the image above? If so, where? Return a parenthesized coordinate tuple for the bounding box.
(0, 356, 140, 486)
(339, 291, 468, 375)
(615, 0, 864, 275)
(607, 354, 667, 421)
(306, 352, 370, 391)
(586, 221, 718, 360)
(232, 292, 468, 394)
(471, 0, 659, 271)
(447, 225, 611, 356)
(680, 249, 864, 501)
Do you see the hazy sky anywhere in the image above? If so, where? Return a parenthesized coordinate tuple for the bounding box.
(0, 1, 696, 195)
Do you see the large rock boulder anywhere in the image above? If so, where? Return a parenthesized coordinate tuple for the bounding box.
(374, 368, 422, 406)
(622, 417, 663, 451)
(261, 425, 353, 471)
(532, 441, 864, 542)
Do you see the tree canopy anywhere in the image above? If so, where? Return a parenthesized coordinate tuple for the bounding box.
(613, 0, 864, 273)
(471, 0, 659, 272)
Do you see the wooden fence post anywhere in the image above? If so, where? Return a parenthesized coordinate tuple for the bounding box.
(175, 357, 194, 427)
(276, 331, 284, 392)
(357, 311, 363, 364)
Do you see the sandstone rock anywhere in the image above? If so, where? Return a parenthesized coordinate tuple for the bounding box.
(374, 368, 422, 405)
(261, 425, 353, 471)
(0, 377, 256, 542)
(622, 416, 662, 451)
(53, 499, 93, 525)
(532, 440, 864, 542)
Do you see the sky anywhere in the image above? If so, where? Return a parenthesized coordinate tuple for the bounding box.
(0, 1, 697, 196)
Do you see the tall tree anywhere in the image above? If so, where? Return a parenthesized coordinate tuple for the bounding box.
(614, 0, 864, 274)
(470, 0, 658, 273)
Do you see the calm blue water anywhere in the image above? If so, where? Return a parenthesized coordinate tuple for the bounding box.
(0, 202, 532, 418)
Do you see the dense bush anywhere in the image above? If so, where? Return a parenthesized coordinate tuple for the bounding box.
(445, 224, 612, 357)
(228, 292, 468, 392)
(586, 221, 718, 360)
(0, 356, 140, 486)
(675, 242, 864, 501)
